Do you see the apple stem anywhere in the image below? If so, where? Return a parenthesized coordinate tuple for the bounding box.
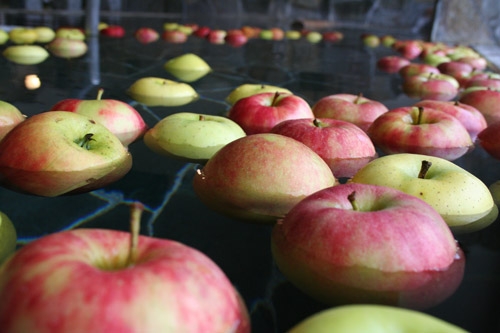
(416, 106, 424, 125)
(348, 191, 358, 211)
(96, 88, 104, 101)
(354, 92, 363, 104)
(199, 114, 205, 121)
(76, 133, 95, 150)
(126, 201, 144, 267)
(313, 118, 323, 127)
(418, 160, 432, 179)
(271, 91, 281, 105)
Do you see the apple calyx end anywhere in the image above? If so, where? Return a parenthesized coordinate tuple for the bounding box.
(348, 191, 358, 211)
(418, 160, 432, 179)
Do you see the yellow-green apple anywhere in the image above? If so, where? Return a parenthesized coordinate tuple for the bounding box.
(134, 27, 159, 44)
(8, 27, 37, 44)
(144, 112, 246, 162)
(463, 75, 500, 90)
(49, 89, 147, 146)
(350, 153, 498, 232)
(0, 29, 8, 44)
(0, 111, 132, 197)
(477, 121, 500, 160)
(0, 210, 16, 264)
(393, 39, 423, 59)
(2, 45, 49, 65)
(402, 73, 459, 101)
(207, 29, 227, 44)
(55, 27, 85, 40)
(437, 61, 475, 87)
(100, 25, 125, 38)
(306, 31, 323, 44)
(224, 29, 249, 47)
(163, 22, 179, 31)
(398, 63, 440, 78)
(227, 92, 314, 134)
(380, 34, 396, 47)
(288, 304, 468, 333)
(376, 55, 411, 74)
(423, 52, 451, 67)
(360, 33, 380, 47)
(413, 100, 487, 141)
(284, 30, 301, 40)
(272, 183, 465, 309)
(367, 106, 473, 160)
(311, 93, 389, 132)
(193, 133, 336, 223)
(47, 38, 88, 58)
(0, 101, 25, 141)
(271, 118, 376, 178)
(177, 24, 195, 35)
(0, 203, 250, 333)
(163, 53, 212, 82)
(459, 87, 500, 125)
(260, 28, 284, 41)
(225, 84, 292, 105)
(127, 77, 199, 107)
(33, 26, 56, 43)
(162, 29, 188, 43)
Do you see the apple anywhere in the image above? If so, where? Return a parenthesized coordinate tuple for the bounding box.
(55, 27, 85, 40)
(477, 121, 500, 160)
(0, 203, 250, 332)
(8, 27, 37, 44)
(437, 60, 475, 86)
(367, 106, 473, 161)
(0, 29, 8, 44)
(361, 33, 380, 47)
(423, 53, 452, 67)
(260, 28, 284, 41)
(2, 45, 50, 65)
(380, 34, 396, 47)
(127, 77, 199, 107)
(459, 87, 500, 125)
(0, 210, 17, 264)
(322, 31, 343, 43)
(306, 31, 323, 44)
(288, 304, 467, 332)
(393, 39, 423, 59)
(454, 56, 488, 71)
(49, 89, 147, 146)
(270, 118, 376, 178)
(0, 111, 132, 197)
(227, 92, 314, 134)
(177, 25, 195, 36)
(398, 63, 440, 78)
(272, 183, 464, 309)
(163, 22, 179, 31)
(207, 29, 227, 44)
(285, 30, 302, 40)
(0, 100, 25, 141)
(193, 133, 336, 223)
(311, 93, 389, 132)
(99, 25, 125, 38)
(463, 75, 500, 90)
(47, 38, 88, 58)
(163, 53, 212, 82)
(33, 26, 56, 43)
(24, 74, 41, 90)
(161, 29, 188, 43)
(224, 29, 248, 47)
(225, 84, 292, 105)
(414, 99, 487, 141)
(402, 73, 459, 101)
(376, 55, 411, 74)
(240, 26, 261, 39)
(193, 26, 211, 38)
(134, 27, 159, 44)
(144, 112, 246, 162)
(350, 153, 498, 232)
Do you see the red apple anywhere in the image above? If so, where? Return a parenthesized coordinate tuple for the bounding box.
(50, 89, 147, 146)
(437, 61, 475, 86)
(271, 183, 464, 309)
(193, 133, 336, 223)
(393, 39, 423, 59)
(367, 106, 473, 160)
(227, 92, 314, 134)
(477, 122, 500, 159)
(193, 26, 211, 38)
(398, 63, 440, 78)
(414, 99, 487, 141)
(312, 93, 389, 132)
(455, 56, 488, 71)
(459, 87, 500, 125)
(322, 31, 343, 43)
(463, 75, 500, 90)
(0, 203, 251, 332)
(224, 29, 248, 47)
(134, 27, 159, 44)
(402, 73, 459, 101)
(271, 118, 377, 178)
(161, 30, 188, 43)
(100, 25, 125, 38)
(207, 29, 227, 44)
(376, 56, 411, 74)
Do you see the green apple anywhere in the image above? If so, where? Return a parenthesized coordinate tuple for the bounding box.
(288, 304, 467, 333)
(144, 112, 246, 162)
(0, 29, 9, 45)
(55, 27, 85, 40)
(0, 100, 25, 141)
(350, 153, 497, 232)
(127, 77, 199, 107)
(0, 211, 17, 264)
(2, 45, 50, 65)
(47, 38, 88, 58)
(33, 26, 56, 43)
(163, 53, 212, 82)
(8, 28, 38, 44)
(225, 83, 293, 105)
(285, 30, 301, 40)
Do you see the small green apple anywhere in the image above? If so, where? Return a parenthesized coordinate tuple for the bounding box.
(285, 30, 301, 40)
(0, 29, 9, 45)
(8, 28, 37, 44)
(33, 26, 56, 43)
(127, 77, 199, 107)
(2, 45, 50, 65)
(55, 27, 85, 40)
(225, 83, 292, 105)
(0, 211, 17, 264)
(306, 31, 323, 44)
(163, 53, 212, 82)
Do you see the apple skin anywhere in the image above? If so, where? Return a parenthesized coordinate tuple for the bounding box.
(402, 73, 459, 101)
(367, 106, 473, 161)
(0, 210, 17, 264)
(270, 118, 376, 178)
(437, 61, 475, 87)
(0, 101, 25, 141)
(193, 26, 211, 38)
(8, 28, 37, 44)
(161, 30, 188, 43)
(225, 84, 292, 105)
(127, 77, 199, 107)
(193, 133, 336, 223)
(0, 228, 250, 333)
(163, 53, 212, 82)
(393, 39, 423, 59)
(134, 27, 159, 44)
(414, 99, 487, 141)
(207, 30, 227, 44)
(272, 183, 464, 309)
(227, 92, 314, 134)
(311, 93, 389, 132)
(0, 111, 132, 197)
(376, 55, 411, 74)
(100, 25, 125, 38)
(55, 27, 85, 40)
(288, 304, 468, 333)
(47, 38, 88, 58)
(477, 122, 500, 160)
(224, 29, 248, 47)
(49, 91, 147, 146)
(398, 63, 440, 78)
(459, 87, 500, 125)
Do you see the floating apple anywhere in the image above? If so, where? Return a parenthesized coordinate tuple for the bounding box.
(477, 121, 500, 160)
(0, 111, 132, 197)
(0, 210, 17, 264)
(376, 55, 411, 74)
(350, 153, 498, 232)
(49, 89, 147, 146)
(224, 29, 249, 47)
(398, 63, 440, 78)
(289, 305, 467, 333)
(163, 53, 212, 82)
(380, 34, 396, 47)
(33, 26, 56, 43)
(272, 183, 464, 309)
(144, 112, 246, 162)
(193, 133, 336, 223)
(161, 29, 188, 43)
(2, 45, 49, 65)
(361, 33, 380, 47)
(393, 39, 423, 59)
(47, 38, 88, 58)
(459, 87, 500, 125)
(0, 203, 251, 332)
(225, 84, 292, 105)
(193, 26, 211, 38)
(0, 29, 8, 44)
(0, 100, 25, 141)
(100, 25, 125, 38)
(402, 73, 459, 101)
(8, 27, 37, 44)
(322, 31, 343, 43)
(127, 77, 199, 107)
(55, 27, 85, 40)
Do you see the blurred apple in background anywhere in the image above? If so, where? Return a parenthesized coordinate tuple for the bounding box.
(207, 29, 227, 44)
(367, 106, 473, 161)
(360, 33, 380, 47)
(161, 29, 188, 43)
(134, 27, 159, 44)
(100, 25, 125, 38)
(0, 100, 25, 141)
(350, 153, 498, 232)
(228, 92, 314, 134)
(285, 30, 302, 40)
(127, 77, 199, 107)
(422, 52, 451, 67)
(322, 30, 343, 43)
(50, 89, 147, 146)
(241, 25, 261, 39)
(2, 45, 50, 65)
(163, 53, 212, 82)
(376, 55, 411, 74)
(225, 29, 248, 47)
(272, 183, 464, 309)
(225, 83, 292, 105)
(0, 29, 8, 44)
(8, 27, 37, 44)
(47, 38, 88, 58)
(398, 63, 440, 78)
(271, 118, 376, 178)
(144, 112, 246, 162)
(477, 121, 500, 160)
(33, 26, 56, 43)
(459, 87, 500, 125)
(0, 210, 17, 264)
(288, 304, 468, 333)
(463, 75, 500, 90)
(402, 73, 459, 101)
(306, 31, 323, 44)
(312, 93, 388, 132)
(193, 133, 336, 223)
(55, 27, 85, 40)
(437, 60, 475, 87)
(393, 39, 423, 59)
(0, 111, 132, 197)
(193, 25, 211, 38)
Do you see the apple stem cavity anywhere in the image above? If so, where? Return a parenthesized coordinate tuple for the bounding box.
(313, 118, 324, 128)
(418, 160, 432, 179)
(76, 133, 95, 150)
(126, 201, 145, 267)
(347, 191, 358, 211)
(96, 88, 104, 101)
